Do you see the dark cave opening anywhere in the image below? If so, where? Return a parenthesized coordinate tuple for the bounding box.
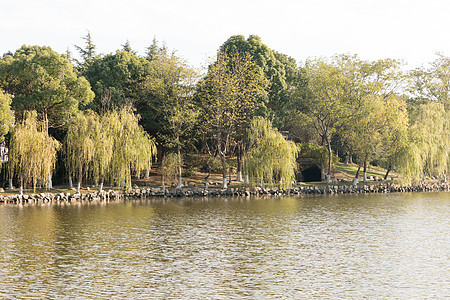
(301, 166, 322, 182)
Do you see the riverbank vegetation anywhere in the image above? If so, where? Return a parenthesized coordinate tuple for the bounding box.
(0, 33, 448, 193)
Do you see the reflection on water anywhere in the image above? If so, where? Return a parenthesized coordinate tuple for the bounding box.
(0, 193, 448, 299)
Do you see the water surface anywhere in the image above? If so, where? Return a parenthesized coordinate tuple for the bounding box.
(0, 192, 448, 299)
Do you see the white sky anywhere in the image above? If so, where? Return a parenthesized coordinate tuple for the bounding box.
(1, 0, 450, 71)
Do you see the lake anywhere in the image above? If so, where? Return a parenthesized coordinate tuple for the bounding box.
(0, 192, 448, 299)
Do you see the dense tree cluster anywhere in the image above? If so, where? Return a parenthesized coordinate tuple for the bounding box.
(0, 33, 448, 192)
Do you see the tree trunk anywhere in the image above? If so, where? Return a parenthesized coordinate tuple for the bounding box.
(20, 176, 23, 196)
(363, 158, 368, 182)
(77, 182, 81, 194)
(228, 156, 232, 184)
(236, 145, 243, 182)
(8, 178, 13, 190)
(176, 177, 182, 189)
(353, 165, 361, 187)
(244, 175, 249, 184)
(326, 136, 332, 184)
(162, 180, 166, 193)
(176, 144, 182, 189)
(68, 176, 73, 189)
(221, 151, 227, 189)
(261, 179, 265, 189)
(145, 169, 150, 179)
(99, 182, 103, 192)
(44, 110, 49, 137)
(382, 164, 392, 184)
(349, 153, 353, 164)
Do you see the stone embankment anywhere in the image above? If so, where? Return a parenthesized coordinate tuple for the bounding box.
(0, 182, 448, 204)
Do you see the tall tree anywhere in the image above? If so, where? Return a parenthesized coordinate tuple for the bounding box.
(122, 40, 136, 54)
(146, 38, 169, 62)
(83, 49, 153, 113)
(297, 55, 403, 183)
(298, 55, 357, 183)
(145, 53, 199, 188)
(0, 45, 95, 135)
(409, 53, 450, 110)
(74, 31, 98, 74)
(198, 50, 267, 188)
(220, 35, 302, 127)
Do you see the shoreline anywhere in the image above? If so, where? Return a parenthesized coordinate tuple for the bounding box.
(0, 182, 448, 205)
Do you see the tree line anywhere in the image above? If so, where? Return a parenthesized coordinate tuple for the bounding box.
(0, 33, 448, 192)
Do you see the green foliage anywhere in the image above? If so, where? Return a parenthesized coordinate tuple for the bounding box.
(183, 165, 199, 178)
(146, 38, 169, 62)
(74, 31, 98, 74)
(295, 54, 404, 178)
(297, 143, 330, 166)
(64, 111, 100, 183)
(244, 117, 299, 188)
(377, 96, 409, 173)
(408, 53, 450, 109)
(0, 89, 13, 143)
(220, 35, 302, 126)
(9, 111, 60, 191)
(198, 49, 268, 180)
(103, 107, 157, 190)
(0, 45, 94, 129)
(194, 155, 223, 173)
(145, 51, 199, 178)
(398, 102, 449, 182)
(65, 108, 156, 188)
(161, 152, 179, 183)
(84, 49, 153, 112)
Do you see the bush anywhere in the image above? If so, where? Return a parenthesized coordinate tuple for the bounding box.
(183, 165, 199, 177)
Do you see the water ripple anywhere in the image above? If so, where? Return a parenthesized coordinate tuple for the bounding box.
(0, 192, 448, 299)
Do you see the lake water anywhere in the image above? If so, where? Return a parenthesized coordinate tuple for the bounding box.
(0, 192, 448, 299)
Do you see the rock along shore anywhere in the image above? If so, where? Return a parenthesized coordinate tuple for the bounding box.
(0, 182, 448, 205)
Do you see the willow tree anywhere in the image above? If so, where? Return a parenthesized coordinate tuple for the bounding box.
(377, 96, 409, 184)
(400, 102, 449, 183)
(104, 107, 156, 191)
(92, 114, 114, 192)
(64, 111, 98, 193)
(244, 117, 299, 188)
(9, 111, 60, 193)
